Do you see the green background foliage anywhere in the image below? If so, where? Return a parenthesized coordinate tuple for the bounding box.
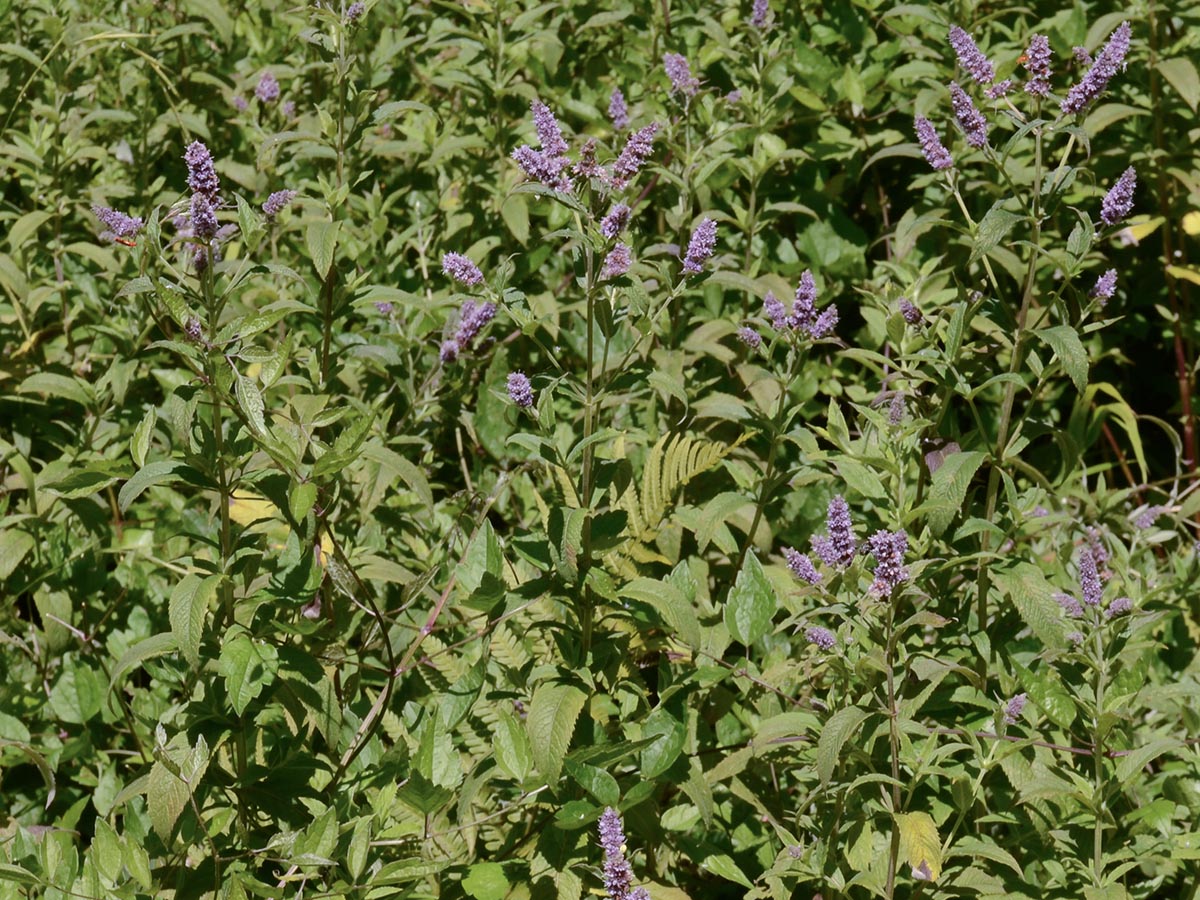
(2, 1, 1200, 899)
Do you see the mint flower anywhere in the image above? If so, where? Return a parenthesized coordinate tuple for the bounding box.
(1062, 22, 1131, 115)
(506, 372, 534, 408)
(91, 205, 144, 240)
(664, 53, 699, 96)
(1023, 34, 1053, 96)
(608, 87, 630, 130)
(914, 116, 953, 171)
(682, 218, 717, 274)
(949, 82, 988, 148)
(184, 141, 221, 201)
(1100, 167, 1136, 226)
(784, 548, 822, 585)
(805, 626, 836, 650)
(442, 252, 484, 286)
(948, 26, 995, 86)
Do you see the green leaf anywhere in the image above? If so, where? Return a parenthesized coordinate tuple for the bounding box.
(0, 529, 35, 581)
(621, 577, 701, 650)
(993, 562, 1065, 648)
(306, 221, 339, 279)
(91, 819, 123, 884)
(347, 817, 372, 881)
(1115, 738, 1179, 787)
(724, 552, 775, 646)
(1158, 57, 1200, 112)
(917, 450, 985, 536)
(639, 706, 686, 778)
(817, 706, 870, 785)
(463, 862, 509, 900)
(526, 682, 587, 783)
(118, 460, 200, 512)
(48, 659, 103, 724)
(20, 372, 93, 406)
(131, 407, 157, 467)
(970, 202, 1022, 264)
(219, 631, 279, 716)
(701, 854, 754, 889)
(1037, 325, 1089, 392)
(108, 632, 177, 689)
(494, 710, 533, 783)
(235, 374, 267, 435)
(0, 864, 38, 886)
(148, 734, 209, 843)
(169, 574, 218, 667)
(895, 811, 942, 882)
(563, 758, 620, 806)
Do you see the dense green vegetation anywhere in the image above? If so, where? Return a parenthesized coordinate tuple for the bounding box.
(2, 2, 1200, 899)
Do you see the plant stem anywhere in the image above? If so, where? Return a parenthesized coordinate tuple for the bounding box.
(580, 229, 598, 659)
(1092, 627, 1108, 885)
(203, 266, 235, 630)
(883, 596, 902, 900)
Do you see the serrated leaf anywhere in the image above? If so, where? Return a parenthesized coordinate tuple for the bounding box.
(219, 631, 279, 716)
(1158, 57, 1200, 112)
(118, 460, 200, 511)
(970, 203, 1022, 264)
(817, 706, 870, 785)
(463, 863, 509, 900)
(526, 682, 587, 783)
(1037, 325, 1088, 392)
(993, 562, 1065, 648)
(895, 811, 942, 882)
(1115, 738, 1179, 787)
(0, 864, 38, 886)
(169, 574, 218, 667)
(621, 577, 701, 650)
(494, 710, 533, 782)
(640, 706, 686, 778)
(108, 632, 177, 688)
(918, 450, 985, 536)
(132, 407, 157, 467)
(724, 552, 775, 646)
(0, 529, 35, 580)
(701, 854, 753, 888)
(307, 221, 339, 279)
(235, 373, 266, 435)
(347, 817, 372, 881)
(563, 758, 619, 806)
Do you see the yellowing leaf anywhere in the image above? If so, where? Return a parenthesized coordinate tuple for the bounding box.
(1182, 211, 1200, 236)
(228, 492, 279, 527)
(1116, 215, 1164, 245)
(1167, 264, 1200, 287)
(895, 812, 942, 883)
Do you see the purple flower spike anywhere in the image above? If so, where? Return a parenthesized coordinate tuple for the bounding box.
(664, 53, 700, 97)
(867, 529, 909, 597)
(914, 116, 953, 171)
(507, 372, 534, 408)
(813, 496, 857, 569)
(599, 808, 634, 900)
(738, 325, 762, 349)
(1073, 46, 1094, 67)
(1003, 693, 1027, 725)
(1100, 167, 1136, 226)
(602, 243, 632, 280)
(898, 297, 923, 325)
(601, 203, 631, 240)
(442, 252, 484, 286)
(789, 270, 817, 331)
(512, 101, 572, 191)
(262, 189, 297, 218)
(611, 123, 659, 189)
(1091, 269, 1117, 304)
(1106, 597, 1133, 618)
(682, 218, 717, 274)
(750, 0, 771, 29)
(1055, 592, 1084, 619)
(805, 626, 836, 651)
(1062, 22, 1131, 115)
(784, 548, 822, 585)
(573, 138, 604, 179)
(949, 82, 988, 148)
(948, 26, 995, 86)
(609, 88, 630, 131)
(346, 1, 365, 23)
(255, 71, 280, 103)
(807, 306, 839, 339)
(986, 79, 1014, 99)
(1079, 547, 1103, 607)
(190, 193, 218, 240)
(91, 205, 144, 240)
(232, 95, 248, 112)
(184, 141, 221, 202)
(763, 292, 787, 330)
(454, 300, 497, 348)
(439, 339, 461, 363)
(532, 100, 569, 160)
(1023, 34, 1053, 96)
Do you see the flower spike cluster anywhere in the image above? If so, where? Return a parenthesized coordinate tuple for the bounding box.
(1062, 22, 1131, 115)
(914, 116, 953, 171)
(949, 82, 988, 148)
(440, 300, 496, 363)
(682, 218, 717, 274)
(92, 205, 144, 242)
(1100, 167, 1137, 226)
(598, 808, 649, 900)
(608, 88, 629, 131)
(663, 53, 699, 96)
(948, 26, 995, 86)
(512, 100, 573, 191)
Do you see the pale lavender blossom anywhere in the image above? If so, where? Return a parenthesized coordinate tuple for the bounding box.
(725, 90, 742, 105)
(573, 138, 604, 179)
(602, 243, 632, 279)
(664, 53, 699, 96)
(948, 26, 995, 86)
(599, 808, 634, 900)
(262, 189, 297, 218)
(346, 1, 365, 22)
(1073, 46, 1094, 67)
(789, 270, 817, 331)
(611, 123, 659, 189)
(763, 292, 787, 329)
(374, 301, 393, 314)
(1003, 693, 1027, 725)
(1087, 526, 1112, 581)
(986, 79, 1014, 99)
(282, 99, 296, 117)
(1134, 506, 1163, 529)
(184, 141, 221, 201)
(439, 339, 461, 363)
(1062, 22, 1131, 115)
(507, 372, 534, 408)
(255, 71, 280, 103)
(682, 218, 717, 274)
(1100, 167, 1136, 226)
(738, 326, 762, 349)
(812, 496, 856, 569)
(1091, 268, 1117, 303)
(512, 101, 572, 190)
(601, 203, 631, 239)
(867, 529, 909, 596)
(442, 252, 484, 286)
(190, 193, 218, 240)
(949, 82, 988, 148)
(808, 307, 838, 339)
(1023, 34, 1053, 96)
(232, 95, 248, 112)
(1055, 592, 1084, 619)
(184, 316, 203, 342)
(533, 99, 569, 159)
(1106, 597, 1133, 618)
(608, 88, 630, 130)
(454, 300, 496, 348)
(1079, 547, 1103, 607)
(783, 548, 821, 585)
(914, 116, 953, 171)
(750, 0, 770, 29)
(899, 297, 923, 325)
(805, 626, 836, 650)
(91, 205, 144, 240)
(1067, 630, 1085, 645)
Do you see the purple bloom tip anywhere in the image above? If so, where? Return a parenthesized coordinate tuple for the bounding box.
(805, 626, 837, 651)
(507, 372, 534, 408)
(91, 205, 144, 240)
(602, 243, 632, 280)
(1003, 693, 1027, 725)
(1100, 167, 1136, 227)
(442, 252, 484, 286)
(914, 116, 953, 171)
(948, 25, 996, 86)
(682, 218, 717, 274)
(262, 189, 297, 218)
(255, 71, 280, 103)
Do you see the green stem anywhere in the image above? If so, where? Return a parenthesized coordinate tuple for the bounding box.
(883, 597, 902, 900)
(580, 229, 598, 659)
(1092, 628, 1108, 885)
